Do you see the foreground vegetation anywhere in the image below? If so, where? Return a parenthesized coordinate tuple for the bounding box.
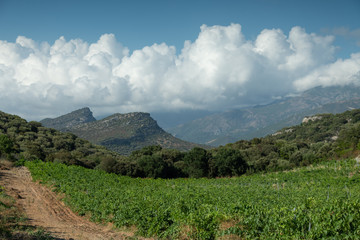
(26, 158, 360, 239)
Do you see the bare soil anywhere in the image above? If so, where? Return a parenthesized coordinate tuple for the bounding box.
(0, 165, 143, 240)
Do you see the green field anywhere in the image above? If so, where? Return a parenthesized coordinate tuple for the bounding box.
(25, 158, 360, 239)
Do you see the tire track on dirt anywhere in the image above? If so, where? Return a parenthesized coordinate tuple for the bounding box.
(0, 166, 142, 240)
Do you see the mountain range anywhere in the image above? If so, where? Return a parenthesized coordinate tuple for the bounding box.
(167, 85, 360, 146)
(40, 85, 360, 152)
(40, 108, 206, 155)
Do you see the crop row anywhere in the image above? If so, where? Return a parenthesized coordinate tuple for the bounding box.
(26, 159, 360, 239)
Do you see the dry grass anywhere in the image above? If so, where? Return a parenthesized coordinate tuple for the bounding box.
(0, 159, 13, 170)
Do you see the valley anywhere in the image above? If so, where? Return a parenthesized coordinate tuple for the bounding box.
(1, 86, 360, 239)
(168, 85, 360, 146)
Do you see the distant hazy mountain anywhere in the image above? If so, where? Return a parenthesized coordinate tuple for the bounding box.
(168, 85, 360, 146)
(41, 109, 206, 155)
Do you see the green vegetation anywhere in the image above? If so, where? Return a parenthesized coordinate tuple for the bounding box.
(1, 109, 360, 179)
(1, 108, 360, 238)
(26, 158, 360, 239)
(41, 110, 207, 155)
(0, 110, 123, 169)
(169, 85, 360, 146)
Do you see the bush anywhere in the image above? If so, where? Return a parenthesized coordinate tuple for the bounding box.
(0, 134, 14, 156)
(210, 148, 248, 177)
(183, 148, 210, 178)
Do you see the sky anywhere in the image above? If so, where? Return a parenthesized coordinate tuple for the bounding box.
(0, 0, 359, 120)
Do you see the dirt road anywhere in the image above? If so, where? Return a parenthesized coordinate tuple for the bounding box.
(0, 166, 138, 240)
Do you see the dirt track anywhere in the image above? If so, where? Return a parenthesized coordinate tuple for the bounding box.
(0, 166, 138, 240)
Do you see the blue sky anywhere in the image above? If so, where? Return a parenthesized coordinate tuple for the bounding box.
(1, 0, 359, 57)
(0, 0, 360, 120)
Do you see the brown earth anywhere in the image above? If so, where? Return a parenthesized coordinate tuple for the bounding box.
(0, 165, 146, 240)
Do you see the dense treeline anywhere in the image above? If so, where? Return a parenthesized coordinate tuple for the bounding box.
(99, 109, 360, 178)
(1, 109, 360, 178)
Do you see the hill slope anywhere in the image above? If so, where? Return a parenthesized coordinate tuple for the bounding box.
(40, 107, 96, 130)
(41, 109, 206, 155)
(1, 108, 360, 179)
(168, 85, 360, 146)
(223, 108, 360, 172)
(0, 110, 121, 169)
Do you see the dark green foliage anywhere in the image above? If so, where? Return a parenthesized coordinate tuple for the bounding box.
(0, 134, 14, 155)
(183, 148, 210, 178)
(221, 109, 360, 173)
(1, 109, 360, 179)
(96, 156, 117, 172)
(209, 148, 248, 177)
(125, 146, 185, 178)
(136, 155, 167, 178)
(336, 122, 360, 152)
(130, 145, 163, 157)
(0, 111, 119, 169)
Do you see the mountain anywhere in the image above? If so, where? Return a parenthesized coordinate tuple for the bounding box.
(2, 107, 359, 179)
(40, 107, 96, 130)
(168, 85, 360, 146)
(41, 109, 206, 155)
(0, 110, 119, 169)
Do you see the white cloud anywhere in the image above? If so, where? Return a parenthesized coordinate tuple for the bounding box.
(0, 24, 359, 120)
(294, 53, 360, 91)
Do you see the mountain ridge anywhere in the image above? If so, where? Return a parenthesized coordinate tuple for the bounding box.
(41, 109, 207, 155)
(40, 107, 96, 130)
(168, 85, 360, 146)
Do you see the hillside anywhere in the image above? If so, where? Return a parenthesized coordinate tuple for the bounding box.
(168, 85, 360, 146)
(223, 108, 360, 172)
(69, 112, 206, 155)
(40, 107, 96, 130)
(244, 98, 360, 141)
(1, 108, 359, 179)
(2, 109, 360, 238)
(0, 110, 121, 169)
(41, 109, 206, 155)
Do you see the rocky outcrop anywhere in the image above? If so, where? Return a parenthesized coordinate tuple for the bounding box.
(40, 107, 96, 130)
(302, 115, 323, 124)
(41, 109, 207, 155)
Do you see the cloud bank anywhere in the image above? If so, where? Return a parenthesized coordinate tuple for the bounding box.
(0, 24, 359, 120)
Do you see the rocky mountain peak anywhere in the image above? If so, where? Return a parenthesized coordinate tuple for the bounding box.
(40, 108, 205, 155)
(40, 107, 96, 130)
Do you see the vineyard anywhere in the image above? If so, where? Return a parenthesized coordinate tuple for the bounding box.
(26, 159, 360, 239)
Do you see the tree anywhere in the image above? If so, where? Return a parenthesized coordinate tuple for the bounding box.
(210, 148, 248, 177)
(183, 148, 210, 178)
(0, 134, 14, 156)
(136, 155, 166, 178)
(131, 145, 162, 158)
(97, 156, 117, 173)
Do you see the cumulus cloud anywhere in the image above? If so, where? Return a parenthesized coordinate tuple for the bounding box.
(294, 53, 360, 90)
(0, 24, 359, 120)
